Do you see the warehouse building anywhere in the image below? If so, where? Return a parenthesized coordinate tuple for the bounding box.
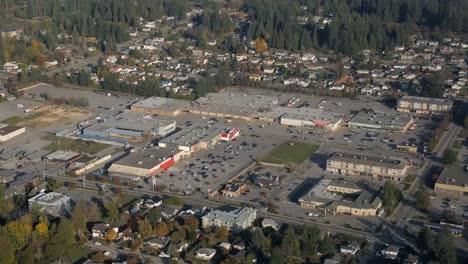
(158, 125, 222, 152)
(327, 152, 408, 181)
(189, 92, 278, 121)
(28, 192, 72, 215)
(397, 96, 453, 114)
(434, 167, 468, 197)
(348, 111, 414, 132)
(0, 124, 25, 142)
(299, 179, 382, 216)
(279, 107, 343, 131)
(108, 146, 186, 178)
(81, 112, 176, 144)
(130, 97, 191, 116)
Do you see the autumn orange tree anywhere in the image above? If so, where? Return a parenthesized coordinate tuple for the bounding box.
(254, 37, 267, 53)
(154, 222, 169, 237)
(105, 229, 117, 241)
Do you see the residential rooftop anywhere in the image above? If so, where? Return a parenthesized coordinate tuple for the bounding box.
(399, 95, 453, 106)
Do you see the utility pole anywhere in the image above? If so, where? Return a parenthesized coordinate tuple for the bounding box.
(82, 173, 86, 188)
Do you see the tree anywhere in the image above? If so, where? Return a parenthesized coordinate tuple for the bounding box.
(254, 37, 267, 53)
(434, 228, 457, 264)
(382, 181, 402, 213)
(280, 225, 300, 256)
(318, 234, 336, 256)
(35, 222, 49, 237)
(105, 202, 119, 224)
(418, 227, 435, 252)
(0, 229, 16, 264)
(215, 226, 229, 242)
(45, 219, 76, 262)
(5, 214, 33, 251)
(270, 249, 286, 264)
(302, 225, 321, 256)
(441, 149, 458, 165)
(105, 229, 118, 241)
(147, 208, 161, 228)
(415, 190, 431, 211)
(155, 222, 169, 237)
(138, 219, 153, 240)
(251, 228, 270, 255)
(71, 201, 100, 238)
(184, 216, 199, 230)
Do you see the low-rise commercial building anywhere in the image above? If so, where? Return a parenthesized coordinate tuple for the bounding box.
(397, 96, 453, 114)
(279, 107, 343, 131)
(108, 146, 186, 178)
(348, 111, 414, 132)
(434, 167, 468, 197)
(130, 97, 190, 116)
(298, 179, 382, 216)
(0, 124, 25, 142)
(220, 183, 248, 197)
(158, 125, 222, 152)
(327, 152, 408, 182)
(42, 150, 82, 163)
(28, 192, 72, 215)
(81, 113, 176, 144)
(202, 206, 257, 232)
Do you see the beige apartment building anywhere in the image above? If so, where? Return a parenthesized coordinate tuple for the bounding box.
(397, 96, 453, 114)
(327, 153, 408, 181)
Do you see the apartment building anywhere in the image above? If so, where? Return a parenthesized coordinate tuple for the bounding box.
(326, 153, 408, 181)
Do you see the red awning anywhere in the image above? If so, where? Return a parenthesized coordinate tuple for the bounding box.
(160, 158, 175, 170)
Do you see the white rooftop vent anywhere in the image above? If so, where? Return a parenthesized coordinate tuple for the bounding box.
(137, 161, 143, 164)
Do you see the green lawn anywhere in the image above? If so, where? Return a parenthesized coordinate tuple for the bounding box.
(67, 246, 89, 263)
(262, 142, 318, 166)
(1, 113, 42, 125)
(43, 135, 110, 154)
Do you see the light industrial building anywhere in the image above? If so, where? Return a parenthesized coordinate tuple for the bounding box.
(327, 152, 408, 181)
(201, 206, 257, 233)
(299, 179, 382, 216)
(108, 146, 186, 178)
(42, 150, 82, 163)
(28, 192, 72, 215)
(0, 124, 25, 142)
(348, 111, 414, 132)
(158, 125, 222, 152)
(397, 96, 453, 114)
(130, 97, 191, 116)
(81, 112, 176, 144)
(434, 167, 468, 197)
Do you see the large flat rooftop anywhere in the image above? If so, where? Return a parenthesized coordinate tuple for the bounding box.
(85, 112, 175, 133)
(131, 97, 191, 110)
(436, 167, 468, 188)
(113, 146, 181, 169)
(0, 123, 24, 136)
(159, 125, 222, 147)
(349, 111, 413, 128)
(190, 92, 278, 117)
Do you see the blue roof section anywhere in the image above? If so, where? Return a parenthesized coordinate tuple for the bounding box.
(105, 127, 142, 137)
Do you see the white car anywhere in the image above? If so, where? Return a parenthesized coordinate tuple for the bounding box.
(307, 212, 320, 217)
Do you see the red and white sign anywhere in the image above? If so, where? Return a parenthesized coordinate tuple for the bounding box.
(221, 128, 240, 141)
(312, 120, 330, 127)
